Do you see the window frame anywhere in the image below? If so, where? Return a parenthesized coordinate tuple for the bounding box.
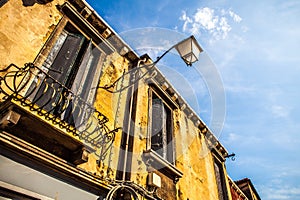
(213, 155, 229, 200)
(147, 86, 176, 164)
(59, 2, 115, 53)
(28, 21, 107, 129)
(143, 83, 183, 182)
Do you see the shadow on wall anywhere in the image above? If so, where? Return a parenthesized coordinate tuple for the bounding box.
(0, 0, 53, 7)
(22, 0, 53, 6)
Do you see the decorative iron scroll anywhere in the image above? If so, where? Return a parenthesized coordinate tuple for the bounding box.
(0, 63, 120, 162)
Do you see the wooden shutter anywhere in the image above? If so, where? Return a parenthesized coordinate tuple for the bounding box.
(65, 41, 101, 128)
(33, 32, 85, 113)
(151, 97, 164, 158)
(166, 108, 174, 163)
(161, 104, 168, 160)
(151, 92, 176, 162)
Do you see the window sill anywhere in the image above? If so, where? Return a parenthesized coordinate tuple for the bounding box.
(143, 149, 183, 183)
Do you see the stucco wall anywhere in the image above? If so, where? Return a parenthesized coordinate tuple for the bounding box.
(79, 52, 132, 180)
(0, 0, 64, 68)
(128, 79, 223, 200)
(0, 0, 133, 182)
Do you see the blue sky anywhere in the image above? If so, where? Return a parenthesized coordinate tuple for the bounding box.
(87, 0, 300, 199)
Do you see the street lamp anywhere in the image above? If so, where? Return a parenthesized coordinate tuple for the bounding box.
(99, 35, 203, 92)
(153, 35, 203, 66)
(175, 35, 203, 66)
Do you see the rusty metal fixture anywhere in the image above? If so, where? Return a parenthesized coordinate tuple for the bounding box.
(104, 180, 159, 200)
(105, 184, 139, 200)
(0, 63, 120, 162)
(225, 153, 236, 161)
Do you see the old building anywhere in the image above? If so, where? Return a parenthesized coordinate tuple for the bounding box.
(0, 0, 260, 199)
(234, 178, 261, 200)
(228, 177, 249, 200)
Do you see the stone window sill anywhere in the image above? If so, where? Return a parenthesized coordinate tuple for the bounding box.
(143, 149, 183, 183)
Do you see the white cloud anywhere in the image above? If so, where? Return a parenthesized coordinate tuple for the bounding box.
(217, 17, 231, 39)
(229, 10, 242, 23)
(225, 85, 256, 93)
(271, 105, 290, 118)
(222, 132, 262, 146)
(260, 185, 300, 200)
(179, 7, 242, 42)
(241, 25, 249, 33)
(194, 7, 218, 31)
(180, 11, 193, 32)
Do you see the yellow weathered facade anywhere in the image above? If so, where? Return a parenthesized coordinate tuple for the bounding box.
(0, 0, 260, 199)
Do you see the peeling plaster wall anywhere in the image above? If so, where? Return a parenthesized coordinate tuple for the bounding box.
(0, 0, 65, 101)
(130, 83, 149, 185)
(0, 0, 64, 68)
(176, 112, 220, 200)
(0, 0, 133, 183)
(129, 80, 222, 200)
(80, 52, 132, 180)
(176, 115, 219, 200)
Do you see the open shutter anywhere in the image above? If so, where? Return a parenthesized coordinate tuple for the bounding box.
(64, 40, 101, 128)
(161, 104, 168, 160)
(71, 40, 93, 96)
(63, 40, 93, 126)
(32, 32, 85, 113)
(166, 108, 174, 163)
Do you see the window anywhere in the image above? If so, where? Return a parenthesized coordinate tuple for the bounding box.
(29, 23, 105, 127)
(143, 85, 182, 183)
(214, 158, 229, 200)
(149, 88, 174, 164)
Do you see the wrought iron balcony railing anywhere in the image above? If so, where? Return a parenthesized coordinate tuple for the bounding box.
(0, 63, 119, 162)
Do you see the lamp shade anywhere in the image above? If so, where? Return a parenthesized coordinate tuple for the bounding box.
(175, 36, 203, 66)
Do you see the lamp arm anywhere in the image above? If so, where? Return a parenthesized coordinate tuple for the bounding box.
(98, 58, 152, 93)
(98, 44, 176, 93)
(152, 44, 176, 64)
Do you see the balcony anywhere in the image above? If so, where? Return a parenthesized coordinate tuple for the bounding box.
(0, 63, 119, 165)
